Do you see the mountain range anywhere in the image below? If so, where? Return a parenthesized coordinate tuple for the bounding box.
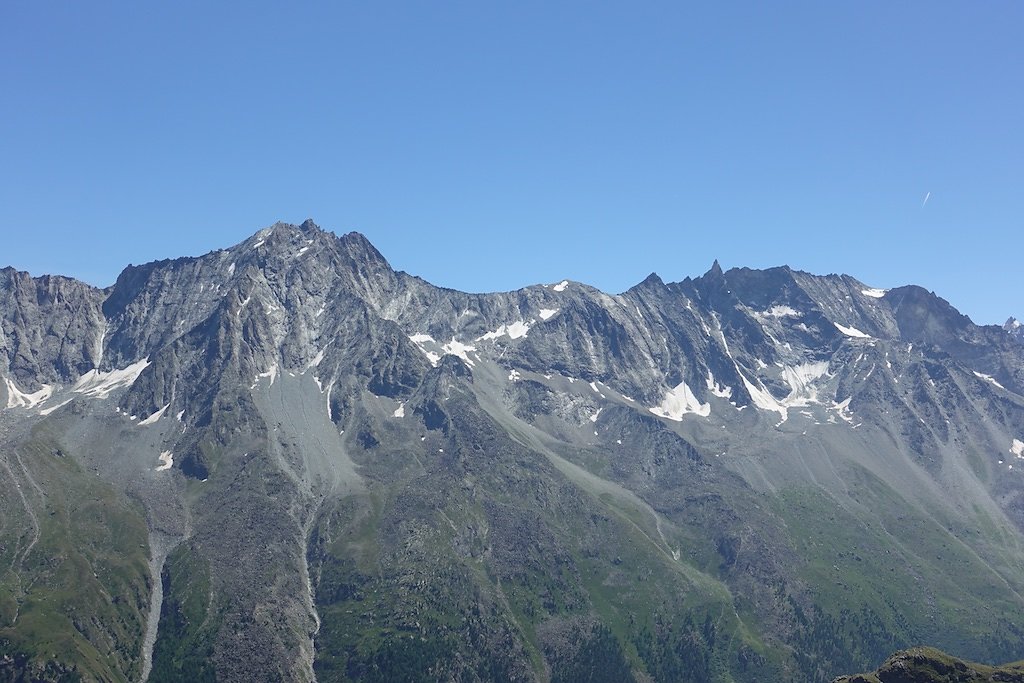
(2, 220, 1023, 682)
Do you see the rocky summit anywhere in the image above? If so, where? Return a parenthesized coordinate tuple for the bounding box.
(1, 220, 1023, 682)
(833, 646, 1024, 683)
(1007, 318, 1024, 344)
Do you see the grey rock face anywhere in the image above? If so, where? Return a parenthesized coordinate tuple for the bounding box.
(1007, 317, 1023, 343)
(2, 221, 1024, 683)
(0, 267, 106, 389)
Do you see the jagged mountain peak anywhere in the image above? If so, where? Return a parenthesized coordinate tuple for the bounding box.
(688, 259, 725, 292)
(1007, 317, 1023, 342)
(261, 217, 321, 234)
(3, 220, 1024, 683)
(336, 229, 394, 269)
(628, 272, 667, 293)
(231, 222, 393, 278)
(708, 258, 724, 278)
(4, 223, 1022, 407)
(885, 284, 977, 343)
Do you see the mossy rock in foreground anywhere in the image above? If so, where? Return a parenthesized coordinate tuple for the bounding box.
(833, 646, 1024, 683)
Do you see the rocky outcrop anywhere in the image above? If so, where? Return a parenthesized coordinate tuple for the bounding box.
(833, 647, 1024, 682)
(0, 267, 105, 388)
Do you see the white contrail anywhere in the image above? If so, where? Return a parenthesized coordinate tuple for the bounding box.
(922, 191, 931, 208)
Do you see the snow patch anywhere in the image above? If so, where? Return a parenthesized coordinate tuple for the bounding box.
(589, 408, 602, 423)
(834, 322, 871, 339)
(255, 363, 279, 386)
(4, 378, 54, 409)
(553, 280, 569, 292)
(306, 347, 327, 371)
(861, 288, 887, 298)
(326, 383, 334, 422)
(72, 359, 151, 399)
(649, 381, 711, 420)
(539, 308, 558, 321)
(442, 338, 477, 367)
(1011, 439, 1024, 458)
(738, 372, 788, 423)
(973, 371, 1005, 390)
(780, 361, 830, 406)
(393, 403, 405, 418)
(831, 397, 855, 424)
(227, 262, 236, 276)
(138, 404, 170, 426)
(39, 398, 73, 416)
(156, 451, 174, 472)
(506, 320, 530, 338)
(508, 369, 521, 382)
(764, 305, 800, 318)
(477, 320, 531, 341)
(409, 334, 442, 366)
(705, 372, 733, 399)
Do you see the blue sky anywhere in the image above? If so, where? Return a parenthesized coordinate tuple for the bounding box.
(2, 2, 1021, 324)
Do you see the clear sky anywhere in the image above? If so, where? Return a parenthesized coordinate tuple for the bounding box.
(2, 2, 1021, 324)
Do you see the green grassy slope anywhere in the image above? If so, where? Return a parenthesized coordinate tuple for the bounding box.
(0, 426, 150, 682)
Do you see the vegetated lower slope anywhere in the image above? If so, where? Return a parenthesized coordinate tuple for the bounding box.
(0, 421, 150, 683)
(833, 646, 1024, 682)
(1, 220, 1023, 682)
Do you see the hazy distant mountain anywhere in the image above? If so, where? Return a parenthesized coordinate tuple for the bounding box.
(2, 220, 1024, 682)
